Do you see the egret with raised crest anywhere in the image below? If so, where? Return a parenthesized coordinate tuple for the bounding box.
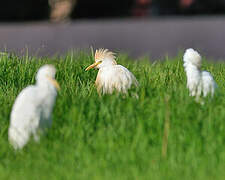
(85, 48, 138, 95)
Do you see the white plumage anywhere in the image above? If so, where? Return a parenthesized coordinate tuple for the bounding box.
(183, 48, 217, 98)
(85, 49, 138, 94)
(8, 65, 60, 150)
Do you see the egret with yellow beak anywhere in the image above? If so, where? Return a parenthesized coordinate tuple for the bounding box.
(8, 64, 60, 150)
(86, 49, 138, 94)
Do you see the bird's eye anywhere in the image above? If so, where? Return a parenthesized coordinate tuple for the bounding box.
(96, 60, 102, 64)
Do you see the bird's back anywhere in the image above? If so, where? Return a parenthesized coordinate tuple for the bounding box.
(9, 86, 43, 149)
(10, 86, 41, 126)
(96, 64, 138, 94)
(202, 71, 214, 82)
(201, 71, 217, 97)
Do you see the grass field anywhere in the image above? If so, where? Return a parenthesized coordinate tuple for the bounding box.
(0, 51, 225, 180)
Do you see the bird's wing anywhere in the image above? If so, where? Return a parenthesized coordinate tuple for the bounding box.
(115, 65, 138, 86)
(97, 65, 138, 94)
(201, 71, 217, 96)
(202, 71, 217, 87)
(9, 85, 42, 132)
(9, 85, 43, 149)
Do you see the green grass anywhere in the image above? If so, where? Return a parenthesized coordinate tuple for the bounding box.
(0, 51, 225, 180)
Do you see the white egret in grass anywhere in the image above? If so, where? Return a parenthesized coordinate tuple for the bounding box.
(183, 48, 217, 99)
(85, 48, 138, 95)
(8, 65, 60, 150)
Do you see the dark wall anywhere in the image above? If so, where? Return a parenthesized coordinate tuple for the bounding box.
(0, 0, 225, 21)
(0, 0, 49, 21)
(72, 0, 134, 19)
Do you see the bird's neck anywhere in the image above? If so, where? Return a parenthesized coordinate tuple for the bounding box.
(184, 64, 202, 83)
(36, 81, 57, 93)
(184, 63, 201, 73)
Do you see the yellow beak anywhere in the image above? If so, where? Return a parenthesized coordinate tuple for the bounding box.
(85, 61, 102, 71)
(47, 76, 60, 90)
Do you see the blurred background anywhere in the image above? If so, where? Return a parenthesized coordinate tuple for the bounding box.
(1, 0, 225, 59)
(2, 0, 225, 21)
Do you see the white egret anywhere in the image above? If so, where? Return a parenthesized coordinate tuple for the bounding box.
(183, 48, 217, 98)
(85, 48, 138, 95)
(8, 65, 60, 150)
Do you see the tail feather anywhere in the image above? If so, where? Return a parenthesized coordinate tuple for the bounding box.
(8, 126, 30, 150)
